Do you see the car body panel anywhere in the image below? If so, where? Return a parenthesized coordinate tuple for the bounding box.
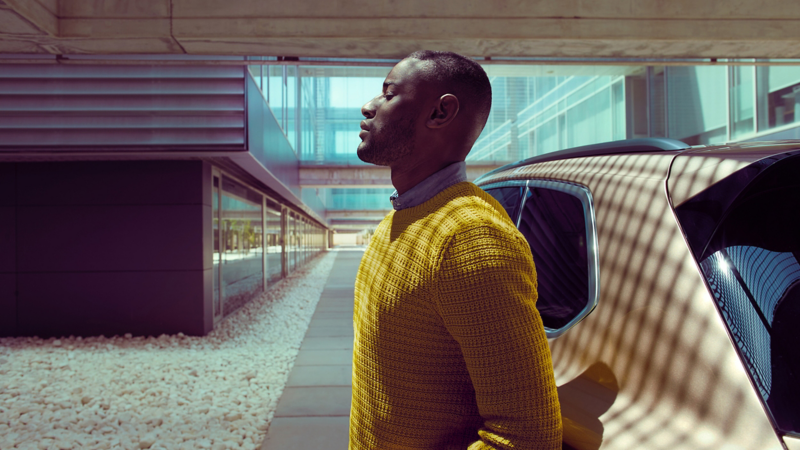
(667, 142, 800, 207)
(477, 150, 782, 449)
(785, 436, 800, 450)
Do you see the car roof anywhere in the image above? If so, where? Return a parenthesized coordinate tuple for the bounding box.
(474, 139, 800, 186)
(474, 138, 689, 184)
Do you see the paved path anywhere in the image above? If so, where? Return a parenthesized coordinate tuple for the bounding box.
(261, 247, 363, 450)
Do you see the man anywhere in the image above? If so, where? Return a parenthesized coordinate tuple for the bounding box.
(350, 50, 562, 450)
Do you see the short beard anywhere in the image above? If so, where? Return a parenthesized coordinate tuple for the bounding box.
(357, 116, 416, 166)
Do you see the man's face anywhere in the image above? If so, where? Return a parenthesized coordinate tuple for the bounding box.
(357, 59, 427, 166)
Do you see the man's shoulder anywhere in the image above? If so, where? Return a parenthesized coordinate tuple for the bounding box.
(435, 182, 518, 234)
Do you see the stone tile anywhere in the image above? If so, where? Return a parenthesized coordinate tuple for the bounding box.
(321, 288, 355, 297)
(308, 317, 351, 328)
(274, 386, 352, 417)
(313, 306, 355, 314)
(304, 326, 353, 338)
(316, 303, 353, 310)
(311, 310, 353, 319)
(300, 336, 353, 350)
(261, 416, 350, 450)
(286, 365, 352, 387)
(310, 315, 352, 325)
(294, 349, 353, 366)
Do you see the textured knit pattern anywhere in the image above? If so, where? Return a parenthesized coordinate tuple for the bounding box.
(349, 182, 562, 450)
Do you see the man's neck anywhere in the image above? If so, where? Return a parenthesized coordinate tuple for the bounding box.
(390, 160, 455, 195)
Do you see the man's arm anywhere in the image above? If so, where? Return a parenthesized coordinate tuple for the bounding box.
(436, 224, 562, 450)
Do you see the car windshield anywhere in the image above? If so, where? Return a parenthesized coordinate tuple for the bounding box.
(675, 152, 800, 435)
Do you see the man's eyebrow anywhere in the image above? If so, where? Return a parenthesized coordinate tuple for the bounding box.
(382, 81, 397, 90)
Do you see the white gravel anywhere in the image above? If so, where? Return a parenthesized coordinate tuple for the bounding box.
(0, 250, 338, 450)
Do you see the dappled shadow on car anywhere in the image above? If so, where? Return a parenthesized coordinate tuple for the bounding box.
(558, 362, 619, 450)
(481, 153, 778, 448)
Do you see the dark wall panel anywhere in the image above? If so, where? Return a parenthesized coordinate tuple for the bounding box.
(0, 164, 14, 206)
(0, 273, 15, 336)
(17, 204, 205, 272)
(16, 160, 205, 206)
(17, 270, 207, 338)
(0, 206, 15, 273)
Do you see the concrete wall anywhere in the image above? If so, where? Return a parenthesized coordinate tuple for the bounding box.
(2, 0, 800, 57)
(0, 160, 213, 338)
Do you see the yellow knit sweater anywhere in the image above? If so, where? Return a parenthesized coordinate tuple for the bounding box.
(349, 182, 562, 450)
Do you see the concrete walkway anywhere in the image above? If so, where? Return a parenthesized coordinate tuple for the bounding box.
(261, 247, 364, 450)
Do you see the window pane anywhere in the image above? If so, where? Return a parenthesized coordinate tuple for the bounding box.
(266, 200, 282, 283)
(756, 66, 800, 130)
(667, 66, 728, 145)
(684, 154, 800, 434)
(730, 65, 755, 139)
(212, 176, 221, 318)
(287, 65, 297, 149)
(249, 65, 262, 90)
(268, 65, 284, 125)
(289, 214, 296, 272)
(484, 186, 525, 225)
(517, 187, 589, 330)
(221, 177, 263, 315)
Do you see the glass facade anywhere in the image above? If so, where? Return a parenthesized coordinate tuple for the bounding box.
(243, 59, 800, 229)
(211, 170, 327, 321)
(265, 200, 282, 283)
(212, 175, 222, 321)
(220, 177, 264, 316)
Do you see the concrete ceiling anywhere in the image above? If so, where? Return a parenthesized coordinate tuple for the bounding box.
(2, 0, 800, 58)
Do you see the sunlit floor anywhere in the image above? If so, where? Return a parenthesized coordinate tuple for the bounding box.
(0, 251, 337, 450)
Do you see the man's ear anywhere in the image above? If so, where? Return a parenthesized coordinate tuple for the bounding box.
(426, 94, 459, 129)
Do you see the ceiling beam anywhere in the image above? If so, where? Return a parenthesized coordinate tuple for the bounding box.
(3, 0, 800, 58)
(4, 0, 58, 37)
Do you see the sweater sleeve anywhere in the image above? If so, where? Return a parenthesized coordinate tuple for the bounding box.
(435, 224, 562, 450)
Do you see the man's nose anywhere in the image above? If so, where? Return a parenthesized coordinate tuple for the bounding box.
(361, 97, 378, 119)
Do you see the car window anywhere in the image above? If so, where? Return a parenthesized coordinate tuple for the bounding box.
(676, 152, 800, 435)
(484, 184, 525, 225)
(517, 182, 598, 336)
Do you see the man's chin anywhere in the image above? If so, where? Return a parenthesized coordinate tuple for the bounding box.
(357, 144, 390, 166)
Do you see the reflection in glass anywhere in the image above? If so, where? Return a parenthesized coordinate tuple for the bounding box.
(249, 64, 262, 90)
(221, 177, 263, 316)
(286, 65, 297, 149)
(213, 176, 221, 318)
(266, 201, 282, 283)
(680, 153, 800, 434)
(700, 247, 800, 433)
(517, 187, 589, 330)
(757, 66, 800, 130)
(667, 66, 728, 145)
(485, 186, 525, 224)
(730, 65, 755, 139)
(288, 214, 296, 272)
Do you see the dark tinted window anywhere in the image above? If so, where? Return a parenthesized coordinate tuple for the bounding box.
(518, 186, 590, 330)
(677, 153, 800, 434)
(485, 186, 525, 224)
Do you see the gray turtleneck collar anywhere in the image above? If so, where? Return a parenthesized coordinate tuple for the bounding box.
(389, 161, 467, 211)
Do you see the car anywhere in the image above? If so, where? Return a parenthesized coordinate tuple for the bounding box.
(474, 138, 799, 450)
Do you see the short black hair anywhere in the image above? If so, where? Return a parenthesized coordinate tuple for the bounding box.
(405, 50, 492, 134)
